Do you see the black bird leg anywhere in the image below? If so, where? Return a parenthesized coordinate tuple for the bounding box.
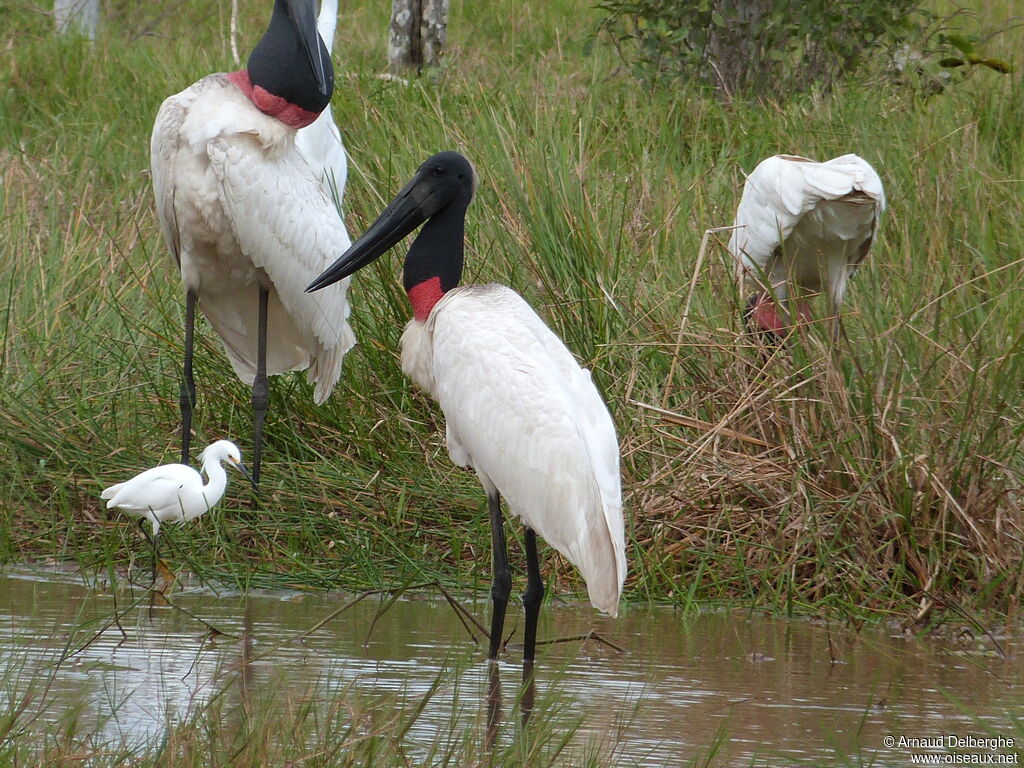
(251, 285, 270, 493)
(521, 659, 536, 728)
(487, 491, 511, 661)
(180, 290, 197, 465)
(485, 658, 502, 751)
(520, 527, 543, 726)
(522, 528, 544, 664)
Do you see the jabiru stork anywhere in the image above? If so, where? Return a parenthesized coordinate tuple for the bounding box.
(307, 151, 626, 669)
(728, 153, 885, 342)
(150, 0, 356, 488)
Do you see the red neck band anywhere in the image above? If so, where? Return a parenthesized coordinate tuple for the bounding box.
(226, 70, 321, 129)
(407, 276, 445, 322)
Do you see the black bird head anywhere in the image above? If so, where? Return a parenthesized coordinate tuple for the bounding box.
(246, 0, 333, 119)
(307, 151, 477, 303)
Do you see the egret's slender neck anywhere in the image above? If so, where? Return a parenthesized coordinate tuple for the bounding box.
(403, 198, 468, 322)
(200, 457, 230, 508)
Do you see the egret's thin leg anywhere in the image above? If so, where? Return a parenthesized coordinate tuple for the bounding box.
(251, 286, 270, 492)
(180, 290, 197, 465)
(137, 517, 152, 577)
(136, 516, 154, 547)
(487, 491, 511, 661)
(137, 516, 157, 585)
(521, 528, 543, 664)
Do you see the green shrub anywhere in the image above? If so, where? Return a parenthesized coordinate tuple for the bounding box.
(595, 0, 922, 97)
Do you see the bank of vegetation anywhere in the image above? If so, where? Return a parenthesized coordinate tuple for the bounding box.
(0, 0, 1021, 628)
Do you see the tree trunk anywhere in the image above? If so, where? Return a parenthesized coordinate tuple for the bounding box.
(388, 0, 448, 74)
(419, 0, 447, 70)
(706, 0, 766, 97)
(54, 0, 99, 40)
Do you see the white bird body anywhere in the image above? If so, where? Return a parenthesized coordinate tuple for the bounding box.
(308, 151, 626, 664)
(101, 440, 247, 537)
(151, 73, 355, 404)
(401, 284, 626, 615)
(295, 0, 348, 211)
(729, 153, 885, 311)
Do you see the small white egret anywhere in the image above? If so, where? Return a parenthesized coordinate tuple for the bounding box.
(150, 0, 356, 488)
(101, 439, 251, 536)
(728, 153, 885, 341)
(295, 0, 348, 212)
(101, 440, 252, 572)
(307, 151, 627, 670)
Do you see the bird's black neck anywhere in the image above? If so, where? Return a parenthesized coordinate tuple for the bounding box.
(403, 200, 468, 321)
(246, 0, 332, 120)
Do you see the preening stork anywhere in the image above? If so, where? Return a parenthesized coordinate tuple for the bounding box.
(150, 0, 356, 488)
(728, 154, 885, 341)
(307, 151, 627, 668)
(294, 0, 348, 212)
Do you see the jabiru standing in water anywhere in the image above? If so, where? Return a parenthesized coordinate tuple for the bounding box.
(307, 151, 627, 673)
(728, 154, 885, 343)
(150, 0, 356, 488)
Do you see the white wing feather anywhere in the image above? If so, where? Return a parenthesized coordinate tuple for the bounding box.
(151, 74, 355, 404)
(728, 154, 885, 303)
(101, 465, 192, 515)
(314, 0, 338, 53)
(295, 0, 348, 211)
(295, 110, 348, 211)
(402, 285, 626, 616)
(209, 132, 355, 402)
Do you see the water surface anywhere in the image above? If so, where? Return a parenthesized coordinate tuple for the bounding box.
(1, 565, 1019, 765)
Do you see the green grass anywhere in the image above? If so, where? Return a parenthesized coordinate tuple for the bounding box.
(0, 0, 1022, 623)
(0, 645, 606, 767)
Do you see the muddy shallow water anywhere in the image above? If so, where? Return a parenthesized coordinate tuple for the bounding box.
(1, 564, 1020, 765)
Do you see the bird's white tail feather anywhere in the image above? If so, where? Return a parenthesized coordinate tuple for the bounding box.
(100, 482, 124, 502)
(571, 502, 624, 616)
(308, 321, 356, 404)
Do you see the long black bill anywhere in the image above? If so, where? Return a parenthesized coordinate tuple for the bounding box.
(306, 174, 431, 292)
(287, 0, 330, 97)
(232, 458, 256, 488)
